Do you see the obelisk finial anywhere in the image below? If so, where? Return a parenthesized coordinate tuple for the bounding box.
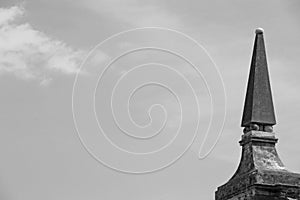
(241, 28, 276, 132)
(255, 27, 264, 34)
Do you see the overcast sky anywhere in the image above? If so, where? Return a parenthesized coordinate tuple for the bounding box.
(0, 0, 300, 200)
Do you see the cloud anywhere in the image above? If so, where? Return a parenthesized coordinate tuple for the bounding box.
(0, 5, 23, 26)
(0, 6, 85, 83)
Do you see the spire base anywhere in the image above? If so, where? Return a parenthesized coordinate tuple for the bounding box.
(215, 131, 300, 200)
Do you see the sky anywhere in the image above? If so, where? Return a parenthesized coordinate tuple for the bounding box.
(0, 0, 300, 199)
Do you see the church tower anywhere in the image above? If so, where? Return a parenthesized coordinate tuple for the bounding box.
(215, 28, 300, 200)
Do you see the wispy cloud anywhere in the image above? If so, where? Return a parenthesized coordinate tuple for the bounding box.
(0, 6, 85, 84)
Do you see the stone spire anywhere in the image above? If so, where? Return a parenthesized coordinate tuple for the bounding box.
(215, 28, 300, 200)
(241, 28, 276, 132)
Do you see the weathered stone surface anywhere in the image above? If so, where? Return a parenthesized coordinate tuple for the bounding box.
(215, 131, 300, 200)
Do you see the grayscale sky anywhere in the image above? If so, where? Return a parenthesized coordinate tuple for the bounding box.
(0, 0, 300, 200)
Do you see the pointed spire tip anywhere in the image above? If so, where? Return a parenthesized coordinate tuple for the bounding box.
(241, 28, 276, 128)
(255, 28, 264, 34)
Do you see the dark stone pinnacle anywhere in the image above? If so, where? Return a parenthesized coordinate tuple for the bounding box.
(241, 28, 276, 129)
